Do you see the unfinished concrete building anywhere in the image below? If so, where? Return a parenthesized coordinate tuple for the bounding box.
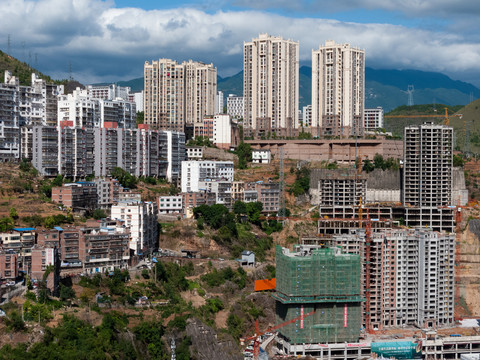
(310, 169, 366, 218)
(328, 227, 455, 330)
(403, 123, 455, 231)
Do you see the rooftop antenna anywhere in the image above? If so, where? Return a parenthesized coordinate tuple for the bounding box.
(68, 61, 73, 81)
(407, 85, 414, 106)
(34, 53, 38, 69)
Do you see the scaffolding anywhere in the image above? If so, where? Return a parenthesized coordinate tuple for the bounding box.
(274, 245, 363, 344)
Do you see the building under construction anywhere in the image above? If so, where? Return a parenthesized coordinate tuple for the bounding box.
(274, 245, 363, 354)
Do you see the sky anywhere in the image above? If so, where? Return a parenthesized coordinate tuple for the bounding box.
(2, 0, 480, 86)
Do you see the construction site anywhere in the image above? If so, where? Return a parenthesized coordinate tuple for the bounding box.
(241, 121, 480, 360)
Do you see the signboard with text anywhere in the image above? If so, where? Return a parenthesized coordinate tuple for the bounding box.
(371, 341, 422, 359)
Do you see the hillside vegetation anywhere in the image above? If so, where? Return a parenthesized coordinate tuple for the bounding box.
(384, 101, 480, 154)
(0, 49, 60, 86)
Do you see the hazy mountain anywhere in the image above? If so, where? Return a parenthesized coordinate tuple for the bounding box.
(97, 66, 480, 113)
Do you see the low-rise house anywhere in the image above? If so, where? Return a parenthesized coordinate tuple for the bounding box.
(51, 182, 98, 211)
(240, 250, 255, 266)
(186, 146, 203, 160)
(158, 196, 183, 215)
(252, 149, 271, 164)
(0, 251, 18, 280)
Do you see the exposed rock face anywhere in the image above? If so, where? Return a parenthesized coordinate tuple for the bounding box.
(456, 219, 480, 317)
(186, 318, 242, 360)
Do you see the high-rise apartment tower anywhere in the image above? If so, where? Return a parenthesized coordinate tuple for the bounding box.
(403, 122, 454, 231)
(312, 40, 365, 137)
(144, 59, 216, 132)
(243, 34, 299, 136)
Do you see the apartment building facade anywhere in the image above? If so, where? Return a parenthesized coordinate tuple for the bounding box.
(181, 160, 234, 193)
(312, 40, 365, 137)
(32, 126, 185, 182)
(111, 202, 158, 255)
(0, 71, 63, 161)
(364, 107, 384, 131)
(226, 94, 244, 119)
(332, 227, 455, 330)
(51, 182, 98, 210)
(58, 88, 136, 129)
(144, 59, 217, 132)
(403, 123, 454, 231)
(243, 34, 299, 136)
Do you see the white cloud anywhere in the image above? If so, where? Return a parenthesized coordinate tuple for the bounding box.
(232, 0, 480, 17)
(1, 0, 479, 86)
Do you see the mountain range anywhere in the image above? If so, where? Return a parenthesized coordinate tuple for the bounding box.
(2, 47, 476, 113)
(115, 67, 480, 112)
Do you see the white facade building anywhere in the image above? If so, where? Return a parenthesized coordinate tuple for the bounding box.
(158, 195, 183, 215)
(181, 160, 234, 193)
(58, 88, 136, 129)
(244, 34, 299, 133)
(302, 105, 312, 127)
(133, 91, 144, 112)
(252, 149, 271, 164)
(312, 40, 365, 137)
(226, 94, 244, 119)
(213, 114, 233, 150)
(86, 84, 132, 101)
(111, 201, 158, 255)
(215, 91, 224, 114)
(0, 71, 63, 161)
(186, 146, 203, 160)
(364, 107, 384, 131)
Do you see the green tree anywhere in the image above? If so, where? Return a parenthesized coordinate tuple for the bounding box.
(9, 207, 19, 221)
(246, 201, 263, 225)
(453, 154, 465, 167)
(373, 154, 386, 170)
(0, 217, 14, 232)
(362, 159, 375, 173)
(236, 142, 252, 169)
(93, 208, 107, 220)
(136, 111, 144, 125)
(59, 284, 76, 301)
(298, 131, 312, 139)
(52, 174, 64, 187)
(5, 311, 25, 332)
(111, 167, 137, 188)
(233, 200, 247, 215)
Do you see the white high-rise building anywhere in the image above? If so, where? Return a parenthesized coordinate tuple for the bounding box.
(0, 71, 63, 161)
(215, 91, 224, 114)
(58, 88, 136, 129)
(243, 33, 299, 135)
(226, 94, 244, 119)
(312, 40, 365, 137)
